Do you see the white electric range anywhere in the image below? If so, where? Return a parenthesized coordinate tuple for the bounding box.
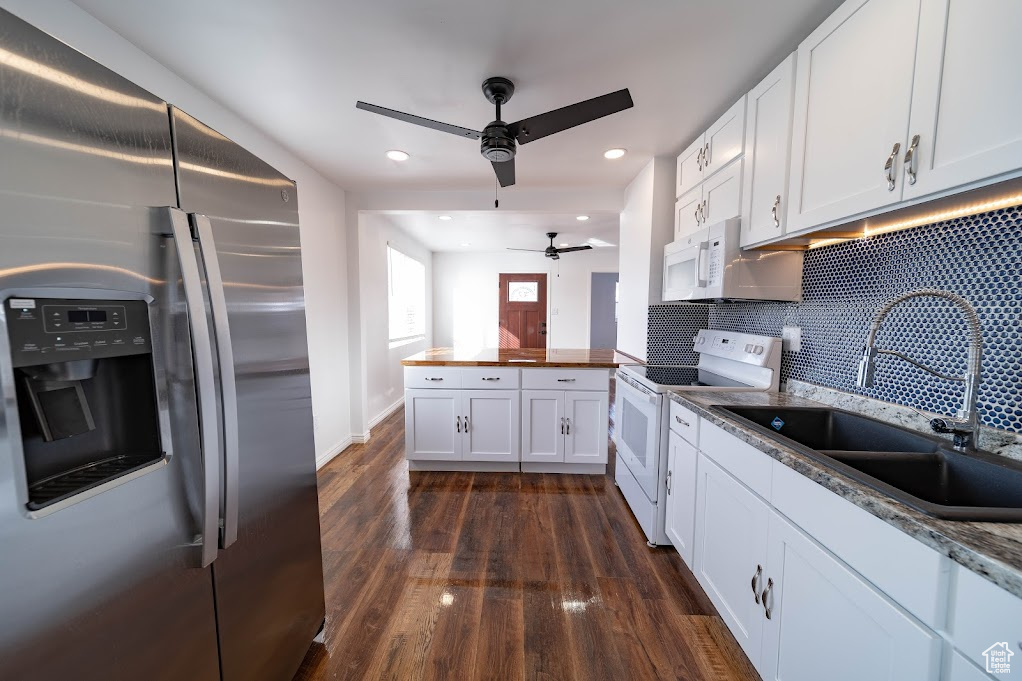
(614, 329, 782, 546)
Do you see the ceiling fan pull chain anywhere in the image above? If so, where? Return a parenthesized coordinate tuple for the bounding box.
(494, 177, 499, 208)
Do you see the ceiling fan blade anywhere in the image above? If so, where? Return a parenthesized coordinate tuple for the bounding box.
(554, 245, 594, 253)
(491, 158, 516, 187)
(355, 101, 482, 140)
(506, 248, 546, 252)
(507, 89, 633, 145)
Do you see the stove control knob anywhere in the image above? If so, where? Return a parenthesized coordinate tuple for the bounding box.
(695, 335, 706, 345)
(744, 344, 754, 353)
(753, 345, 765, 355)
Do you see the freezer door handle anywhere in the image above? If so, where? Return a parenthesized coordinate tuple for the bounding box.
(192, 214, 240, 549)
(168, 209, 221, 568)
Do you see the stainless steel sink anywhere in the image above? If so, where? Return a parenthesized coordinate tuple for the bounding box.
(715, 406, 1022, 522)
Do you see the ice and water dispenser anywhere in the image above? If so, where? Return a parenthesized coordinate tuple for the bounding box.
(5, 297, 163, 511)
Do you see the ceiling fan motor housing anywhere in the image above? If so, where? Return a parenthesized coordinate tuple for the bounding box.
(480, 122, 516, 162)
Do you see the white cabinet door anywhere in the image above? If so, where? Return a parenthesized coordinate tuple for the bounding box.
(664, 431, 698, 567)
(761, 511, 942, 681)
(521, 390, 564, 463)
(676, 135, 705, 197)
(742, 53, 797, 247)
(787, 0, 922, 233)
(674, 185, 704, 239)
(563, 391, 608, 465)
(462, 390, 519, 462)
(903, 0, 1022, 199)
(405, 389, 462, 461)
(694, 453, 771, 667)
(702, 158, 743, 226)
(704, 96, 746, 178)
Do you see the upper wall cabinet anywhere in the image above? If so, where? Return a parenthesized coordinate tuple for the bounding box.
(903, 0, 1022, 200)
(741, 54, 797, 248)
(786, 0, 922, 234)
(675, 96, 747, 198)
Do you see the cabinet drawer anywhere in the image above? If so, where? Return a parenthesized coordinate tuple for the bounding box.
(404, 366, 462, 389)
(668, 399, 699, 445)
(949, 564, 1022, 672)
(699, 420, 772, 501)
(770, 459, 947, 628)
(461, 367, 520, 389)
(521, 368, 609, 392)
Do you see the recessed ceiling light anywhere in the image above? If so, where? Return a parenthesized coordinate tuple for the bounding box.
(386, 149, 409, 162)
(438, 215, 452, 221)
(576, 215, 590, 221)
(559, 243, 569, 247)
(604, 148, 627, 160)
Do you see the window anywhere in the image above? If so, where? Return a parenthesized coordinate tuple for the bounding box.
(387, 246, 425, 344)
(508, 281, 539, 302)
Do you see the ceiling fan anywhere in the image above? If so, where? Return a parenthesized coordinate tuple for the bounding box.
(508, 232, 593, 260)
(356, 77, 633, 188)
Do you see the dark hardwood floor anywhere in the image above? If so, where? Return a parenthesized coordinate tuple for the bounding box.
(294, 387, 757, 681)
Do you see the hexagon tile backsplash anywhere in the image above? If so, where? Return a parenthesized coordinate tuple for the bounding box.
(652, 204, 1022, 434)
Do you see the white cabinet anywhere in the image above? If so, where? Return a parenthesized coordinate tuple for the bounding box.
(406, 388, 519, 463)
(405, 389, 463, 461)
(522, 389, 608, 468)
(694, 453, 771, 665)
(462, 390, 520, 462)
(760, 511, 942, 681)
(786, 0, 923, 233)
(741, 53, 797, 247)
(674, 185, 703, 239)
(948, 564, 1022, 674)
(701, 158, 743, 226)
(676, 136, 706, 198)
(903, 0, 1022, 200)
(704, 97, 746, 177)
(664, 431, 698, 566)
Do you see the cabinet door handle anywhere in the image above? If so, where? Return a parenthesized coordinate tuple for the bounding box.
(694, 206, 701, 225)
(703, 141, 710, 168)
(771, 195, 781, 228)
(674, 415, 690, 427)
(696, 146, 704, 171)
(761, 578, 774, 619)
(700, 199, 707, 223)
(481, 377, 500, 381)
(425, 377, 444, 381)
(904, 134, 920, 186)
(560, 417, 565, 435)
(557, 378, 576, 382)
(884, 142, 902, 191)
(456, 415, 461, 433)
(463, 416, 469, 432)
(751, 565, 762, 604)
(565, 417, 571, 435)
(666, 470, 672, 494)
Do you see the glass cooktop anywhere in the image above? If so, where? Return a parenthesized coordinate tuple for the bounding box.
(633, 365, 753, 388)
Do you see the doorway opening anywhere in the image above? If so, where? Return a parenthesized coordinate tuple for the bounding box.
(589, 272, 618, 349)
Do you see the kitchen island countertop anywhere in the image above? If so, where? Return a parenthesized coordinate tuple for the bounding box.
(401, 347, 637, 368)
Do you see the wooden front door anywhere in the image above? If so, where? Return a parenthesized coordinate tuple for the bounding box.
(498, 273, 547, 349)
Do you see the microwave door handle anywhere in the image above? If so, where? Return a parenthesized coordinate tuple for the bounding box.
(168, 209, 221, 568)
(693, 242, 709, 288)
(192, 215, 240, 549)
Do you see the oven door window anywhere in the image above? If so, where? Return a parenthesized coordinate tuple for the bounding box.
(617, 386, 661, 501)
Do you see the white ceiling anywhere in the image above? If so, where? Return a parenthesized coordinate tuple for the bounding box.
(380, 211, 619, 252)
(73, 0, 843, 193)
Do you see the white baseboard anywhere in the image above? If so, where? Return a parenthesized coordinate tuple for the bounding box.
(350, 431, 371, 444)
(315, 436, 353, 470)
(368, 396, 404, 429)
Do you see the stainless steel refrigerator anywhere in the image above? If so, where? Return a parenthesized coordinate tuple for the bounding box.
(0, 9, 326, 681)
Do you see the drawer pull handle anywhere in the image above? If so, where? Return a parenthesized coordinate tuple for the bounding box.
(884, 142, 901, 191)
(456, 415, 461, 433)
(674, 415, 690, 427)
(761, 578, 774, 620)
(751, 565, 762, 604)
(557, 378, 576, 382)
(481, 377, 500, 381)
(425, 377, 444, 381)
(904, 134, 920, 186)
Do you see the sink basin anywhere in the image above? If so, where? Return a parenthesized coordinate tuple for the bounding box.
(715, 406, 1022, 522)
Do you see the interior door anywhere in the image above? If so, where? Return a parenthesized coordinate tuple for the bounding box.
(172, 108, 325, 681)
(903, 0, 1022, 199)
(499, 273, 547, 349)
(761, 511, 942, 681)
(563, 391, 609, 465)
(462, 389, 519, 462)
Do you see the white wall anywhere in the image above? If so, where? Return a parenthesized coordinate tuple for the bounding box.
(358, 214, 433, 426)
(617, 157, 675, 360)
(432, 249, 619, 350)
(2, 0, 353, 463)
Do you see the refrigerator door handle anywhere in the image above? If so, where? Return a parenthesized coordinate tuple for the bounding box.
(168, 208, 222, 568)
(192, 214, 240, 549)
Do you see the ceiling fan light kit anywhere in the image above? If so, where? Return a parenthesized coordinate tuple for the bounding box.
(356, 77, 633, 188)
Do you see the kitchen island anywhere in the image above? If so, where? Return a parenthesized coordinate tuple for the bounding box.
(401, 348, 633, 473)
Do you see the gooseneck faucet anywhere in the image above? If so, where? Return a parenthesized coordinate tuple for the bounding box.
(856, 289, 983, 451)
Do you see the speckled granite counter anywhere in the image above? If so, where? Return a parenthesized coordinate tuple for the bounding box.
(668, 389, 1022, 598)
(401, 347, 635, 368)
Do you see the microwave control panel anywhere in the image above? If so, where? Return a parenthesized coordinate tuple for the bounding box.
(707, 239, 724, 287)
(6, 297, 152, 368)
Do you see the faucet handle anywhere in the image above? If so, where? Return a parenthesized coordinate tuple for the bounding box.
(930, 418, 976, 450)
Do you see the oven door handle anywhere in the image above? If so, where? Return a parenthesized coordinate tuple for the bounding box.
(617, 372, 659, 406)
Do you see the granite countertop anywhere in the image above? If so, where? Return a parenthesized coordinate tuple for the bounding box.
(401, 347, 637, 368)
(669, 389, 1022, 598)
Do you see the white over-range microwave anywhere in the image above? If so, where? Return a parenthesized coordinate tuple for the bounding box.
(663, 218, 803, 301)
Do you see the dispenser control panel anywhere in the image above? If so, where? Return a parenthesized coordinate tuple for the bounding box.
(6, 298, 152, 368)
